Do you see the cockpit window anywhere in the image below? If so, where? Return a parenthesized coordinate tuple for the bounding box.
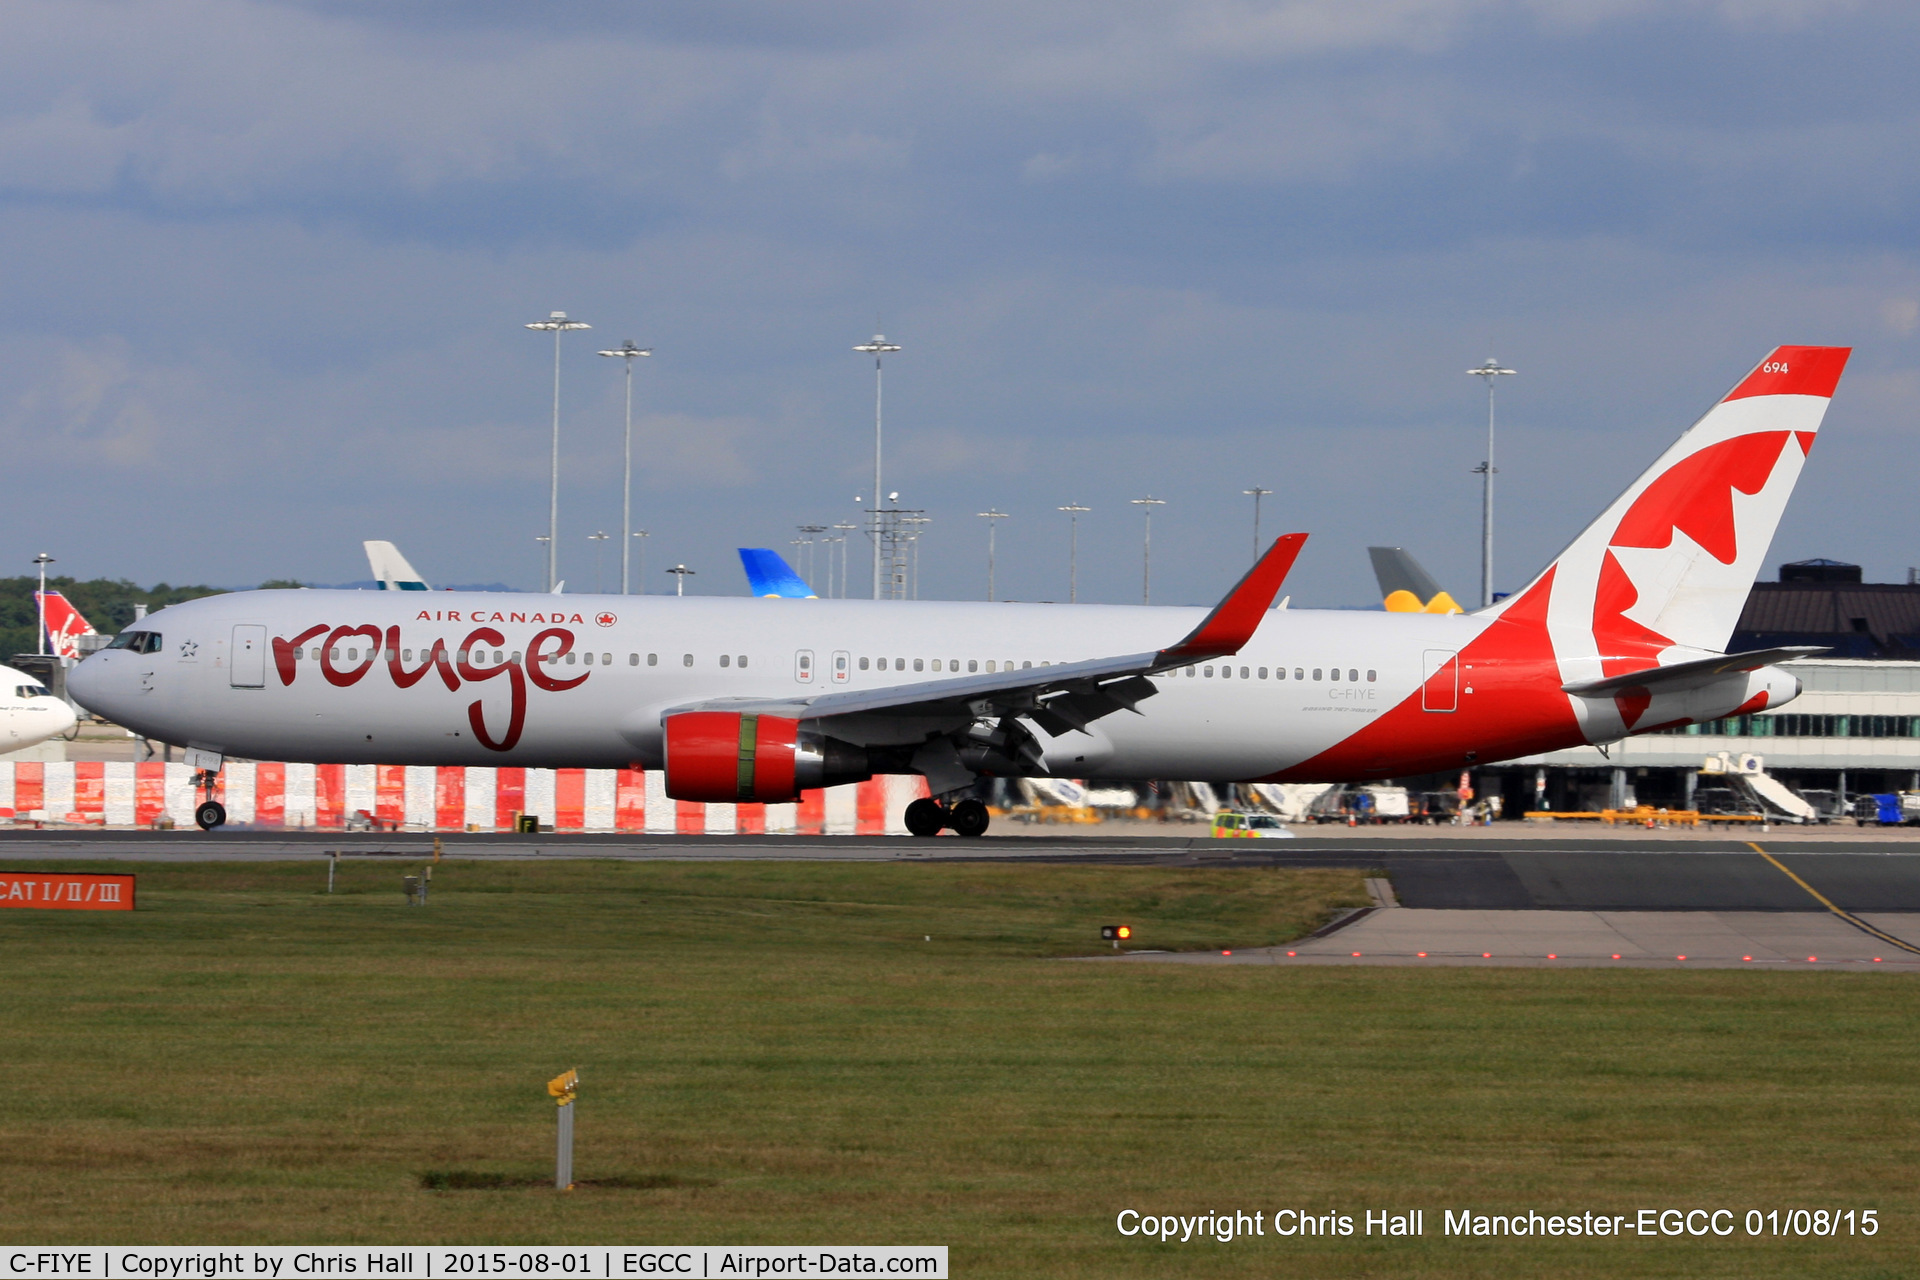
(107, 631, 162, 653)
(15, 685, 49, 699)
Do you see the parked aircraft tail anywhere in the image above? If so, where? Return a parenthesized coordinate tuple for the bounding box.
(1368, 547, 1463, 614)
(35, 592, 97, 660)
(739, 548, 817, 598)
(1491, 346, 1850, 675)
(365, 541, 430, 591)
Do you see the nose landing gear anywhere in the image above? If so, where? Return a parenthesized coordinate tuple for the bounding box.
(902, 795, 992, 838)
(191, 767, 227, 830)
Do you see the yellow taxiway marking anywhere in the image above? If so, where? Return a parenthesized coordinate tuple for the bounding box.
(1749, 841, 1920, 956)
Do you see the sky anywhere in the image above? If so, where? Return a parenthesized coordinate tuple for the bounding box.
(2, 0, 1918, 607)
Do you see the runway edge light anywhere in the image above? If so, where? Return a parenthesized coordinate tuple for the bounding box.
(1101, 924, 1132, 950)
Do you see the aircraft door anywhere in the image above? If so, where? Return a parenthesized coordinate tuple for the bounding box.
(1421, 649, 1458, 712)
(795, 649, 815, 684)
(830, 650, 850, 684)
(231, 625, 267, 688)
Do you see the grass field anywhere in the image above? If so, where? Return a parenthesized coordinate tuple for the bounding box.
(1, 857, 1914, 1279)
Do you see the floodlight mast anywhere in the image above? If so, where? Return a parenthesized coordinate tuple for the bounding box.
(597, 339, 652, 594)
(1469, 358, 1516, 608)
(1130, 497, 1165, 604)
(31, 553, 53, 655)
(977, 510, 1009, 601)
(853, 333, 901, 599)
(1243, 487, 1272, 564)
(1058, 504, 1089, 602)
(526, 311, 592, 592)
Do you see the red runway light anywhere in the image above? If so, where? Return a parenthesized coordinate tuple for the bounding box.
(1416, 951, 1427, 958)
(1482, 952, 1491, 958)
(1222, 950, 1231, 956)
(1612, 954, 1621, 960)
(1286, 950, 1296, 957)
(1743, 956, 1753, 962)
(1547, 954, 1557, 960)
(1351, 951, 1361, 957)
(1677, 955, 1686, 961)
(1807, 956, 1816, 962)
(1875, 957, 1883, 963)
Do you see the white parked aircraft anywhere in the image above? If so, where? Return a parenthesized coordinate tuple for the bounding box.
(72, 346, 1849, 834)
(0, 663, 77, 752)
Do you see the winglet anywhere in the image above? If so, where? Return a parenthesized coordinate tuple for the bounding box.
(1156, 533, 1306, 666)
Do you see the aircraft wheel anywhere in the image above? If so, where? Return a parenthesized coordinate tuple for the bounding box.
(195, 801, 227, 831)
(903, 797, 947, 838)
(949, 798, 990, 838)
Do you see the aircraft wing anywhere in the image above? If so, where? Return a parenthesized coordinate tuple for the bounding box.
(1561, 646, 1829, 698)
(667, 533, 1306, 737)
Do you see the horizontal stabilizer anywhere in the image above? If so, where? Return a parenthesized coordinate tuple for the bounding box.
(1561, 646, 1829, 698)
(739, 548, 818, 599)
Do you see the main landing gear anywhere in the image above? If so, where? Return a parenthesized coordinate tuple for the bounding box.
(904, 796, 991, 839)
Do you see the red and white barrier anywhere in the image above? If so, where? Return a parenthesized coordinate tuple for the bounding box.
(0, 761, 930, 834)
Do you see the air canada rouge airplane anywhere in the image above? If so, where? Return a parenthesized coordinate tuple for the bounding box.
(72, 346, 1849, 835)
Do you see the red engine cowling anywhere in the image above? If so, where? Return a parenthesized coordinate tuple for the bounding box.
(664, 711, 802, 803)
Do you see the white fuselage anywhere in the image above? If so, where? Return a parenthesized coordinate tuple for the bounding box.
(67, 588, 1794, 783)
(0, 663, 78, 752)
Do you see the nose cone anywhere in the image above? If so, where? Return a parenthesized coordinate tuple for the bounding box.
(46, 698, 77, 740)
(67, 655, 124, 723)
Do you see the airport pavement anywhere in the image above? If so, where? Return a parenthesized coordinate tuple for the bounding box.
(1103, 908, 1920, 970)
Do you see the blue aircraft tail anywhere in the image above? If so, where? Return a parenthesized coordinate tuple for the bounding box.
(739, 548, 817, 598)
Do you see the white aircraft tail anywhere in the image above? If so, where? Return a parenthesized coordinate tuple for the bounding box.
(364, 540, 430, 592)
(1486, 346, 1850, 683)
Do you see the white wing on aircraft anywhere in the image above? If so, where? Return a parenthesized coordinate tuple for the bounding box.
(365, 541, 430, 592)
(662, 534, 1307, 788)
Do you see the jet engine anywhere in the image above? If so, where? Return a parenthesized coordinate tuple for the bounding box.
(662, 711, 872, 803)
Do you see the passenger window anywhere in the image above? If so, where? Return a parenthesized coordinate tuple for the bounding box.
(682, 654, 693, 667)
(720, 655, 730, 668)
(895, 658, 905, 669)
(511, 652, 522, 664)
(1348, 668, 1358, 682)
(1312, 668, 1322, 680)
(629, 653, 639, 666)
(950, 658, 959, 670)
(1241, 667, 1250, 679)
(931, 659, 942, 672)
(1295, 668, 1304, 680)
(1367, 669, 1377, 682)
(330, 648, 340, 661)
(968, 660, 978, 672)
(1022, 661, 1032, 669)
(1259, 667, 1268, 679)
(985, 660, 995, 672)
(580, 653, 591, 666)
(648, 653, 658, 666)
(914, 659, 924, 672)
(601, 653, 609, 665)
(859, 657, 870, 670)
(1186, 666, 1195, 677)
(565, 653, 576, 665)
(738, 655, 748, 668)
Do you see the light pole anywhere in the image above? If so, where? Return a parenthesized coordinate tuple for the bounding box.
(631, 531, 649, 594)
(1243, 487, 1272, 562)
(975, 510, 1008, 601)
(1058, 504, 1089, 603)
(1131, 497, 1165, 604)
(31, 553, 54, 655)
(534, 536, 551, 591)
(587, 531, 610, 593)
(1468, 357, 1516, 608)
(853, 332, 901, 599)
(832, 522, 857, 598)
(902, 513, 932, 599)
(597, 339, 651, 594)
(526, 310, 592, 592)
(797, 524, 828, 586)
(666, 564, 695, 597)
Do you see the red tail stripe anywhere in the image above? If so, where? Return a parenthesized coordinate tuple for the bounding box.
(1723, 346, 1850, 402)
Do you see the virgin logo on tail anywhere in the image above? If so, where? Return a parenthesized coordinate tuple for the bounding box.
(36, 592, 97, 660)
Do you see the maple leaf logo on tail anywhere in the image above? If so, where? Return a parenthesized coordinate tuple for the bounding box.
(1476, 345, 1849, 736)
